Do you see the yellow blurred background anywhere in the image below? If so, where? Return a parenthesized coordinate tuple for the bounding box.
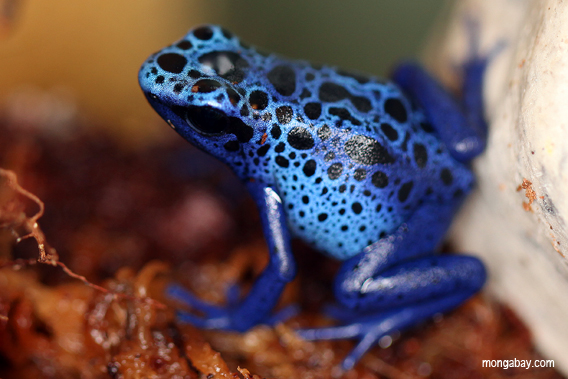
(0, 0, 446, 147)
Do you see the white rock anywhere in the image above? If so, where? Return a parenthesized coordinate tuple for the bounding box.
(426, 0, 568, 374)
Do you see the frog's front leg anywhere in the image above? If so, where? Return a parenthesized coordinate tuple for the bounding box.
(298, 200, 486, 370)
(170, 182, 297, 332)
(392, 52, 491, 163)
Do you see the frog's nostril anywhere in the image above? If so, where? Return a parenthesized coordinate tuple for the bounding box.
(143, 91, 159, 103)
(157, 53, 187, 74)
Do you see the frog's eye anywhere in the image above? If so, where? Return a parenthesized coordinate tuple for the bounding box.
(185, 106, 229, 136)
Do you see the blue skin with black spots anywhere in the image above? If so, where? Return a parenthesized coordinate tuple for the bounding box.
(139, 25, 488, 370)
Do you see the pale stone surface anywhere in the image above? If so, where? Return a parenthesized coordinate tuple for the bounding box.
(426, 0, 568, 374)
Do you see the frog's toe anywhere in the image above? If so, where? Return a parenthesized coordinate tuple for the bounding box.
(168, 285, 236, 329)
(167, 284, 223, 314)
(297, 320, 388, 371)
(168, 283, 245, 313)
(296, 323, 364, 341)
(341, 327, 385, 370)
(177, 310, 231, 329)
(462, 15, 505, 67)
(267, 304, 300, 325)
(225, 283, 241, 307)
(322, 303, 371, 323)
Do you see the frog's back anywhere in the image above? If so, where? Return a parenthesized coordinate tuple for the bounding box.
(138, 25, 474, 260)
(264, 74, 474, 258)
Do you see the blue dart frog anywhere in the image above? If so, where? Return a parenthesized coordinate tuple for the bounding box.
(139, 24, 489, 370)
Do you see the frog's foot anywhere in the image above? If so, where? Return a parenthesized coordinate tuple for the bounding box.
(463, 14, 505, 63)
(297, 293, 470, 371)
(167, 284, 299, 331)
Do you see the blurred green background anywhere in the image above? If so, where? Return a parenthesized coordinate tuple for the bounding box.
(211, 1, 447, 74)
(0, 0, 448, 146)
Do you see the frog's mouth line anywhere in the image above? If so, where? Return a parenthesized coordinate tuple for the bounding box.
(142, 91, 187, 133)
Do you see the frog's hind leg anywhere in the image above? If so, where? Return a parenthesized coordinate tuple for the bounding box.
(300, 255, 485, 370)
(297, 200, 486, 370)
(301, 292, 477, 370)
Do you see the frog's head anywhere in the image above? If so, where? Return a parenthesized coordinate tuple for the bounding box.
(139, 25, 279, 172)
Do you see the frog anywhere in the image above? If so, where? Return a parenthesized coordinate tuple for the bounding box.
(138, 24, 489, 370)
